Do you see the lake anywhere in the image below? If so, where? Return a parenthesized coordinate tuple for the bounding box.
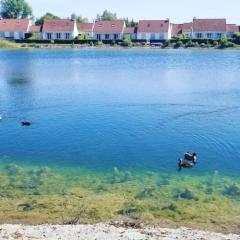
(0, 49, 240, 231)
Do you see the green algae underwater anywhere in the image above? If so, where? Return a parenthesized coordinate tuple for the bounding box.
(0, 160, 240, 234)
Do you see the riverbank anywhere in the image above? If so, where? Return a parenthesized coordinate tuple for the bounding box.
(1, 223, 239, 240)
(1, 39, 240, 50)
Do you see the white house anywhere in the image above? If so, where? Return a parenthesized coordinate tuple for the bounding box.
(0, 19, 31, 39)
(92, 20, 125, 40)
(191, 18, 227, 39)
(137, 20, 172, 41)
(42, 19, 78, 40)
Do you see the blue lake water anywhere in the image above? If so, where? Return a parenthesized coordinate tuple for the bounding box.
(0, 49, 240, 175)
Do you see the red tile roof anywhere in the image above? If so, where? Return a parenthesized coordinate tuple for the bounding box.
(226, 24, 239, 32)
(193, 18, 226, 32)
(182, 22, 193, 33)
(93, 20, 125, 33)
(124, 27, 136, 34)
(77, 22, 93, 33)
(42, 19, 75, 32)
(29, 25, 41, 32)
(138, 20, 170, 33)
(0, 19, 30, 32)
(171, 24, 183, 35)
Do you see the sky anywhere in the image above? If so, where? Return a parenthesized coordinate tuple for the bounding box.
(28, 0, 240, 24)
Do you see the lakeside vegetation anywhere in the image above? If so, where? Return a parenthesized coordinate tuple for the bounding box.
(1, 36, 239, 50)
(0, 161, 240, 234)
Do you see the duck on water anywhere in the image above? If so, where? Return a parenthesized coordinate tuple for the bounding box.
(178, 152, 198, 171)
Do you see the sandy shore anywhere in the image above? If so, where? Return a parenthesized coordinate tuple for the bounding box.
(0, 223, 240, 240)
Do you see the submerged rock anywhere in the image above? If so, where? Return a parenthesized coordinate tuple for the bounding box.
(174, 189, 199, 201)
(17, 203, 33, 211)
(223, 184, 240, 197)
(162, 203, 178, 212)
(5, 163, 25, 176)
(135, 187, 156, 199)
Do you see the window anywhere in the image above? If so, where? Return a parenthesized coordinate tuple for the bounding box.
(65, 33, 70, 39)
(216, 33, 222, 39)
(56, 33, 61, 39)
(47, 33, 52, 40)
(114, 34, 118, 40)
(96, 34, 101, 40)
(207, 33, 212, 38)
(147, 24, 150, 27)
(105, 34, 110, 39)
(196, 33, 202, 38)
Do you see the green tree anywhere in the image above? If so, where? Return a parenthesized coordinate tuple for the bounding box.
(96, 10, 117, 21)
(0, 0, 32, 18)
(124, 18, 137, 27)
(71, 13, 88, 23)
(35, 12, 59, 26)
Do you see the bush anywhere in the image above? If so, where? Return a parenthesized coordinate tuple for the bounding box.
(233, 32, 240, 44)
(185, 40, 195, 48)
(27, 34, 40, 40)
(174, 40, 183, 48)
(213, 41, 218, 47)
(121, 35, 132, 47)
(76, 34, 89, 40)
(163, 39, 171, 48)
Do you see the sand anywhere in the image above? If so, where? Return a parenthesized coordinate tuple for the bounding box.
(0, 223, 240, 240)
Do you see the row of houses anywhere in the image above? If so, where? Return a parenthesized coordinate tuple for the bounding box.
(0, 18, 239, 41)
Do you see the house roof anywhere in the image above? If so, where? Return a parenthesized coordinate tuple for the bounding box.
(42, 19, 75, 32)
(0, 19, 30, 32)
(77, 22, 93, 33)
(138, 20, 170, 33)
(93, 20, 125, 33)
(124, 27, 136, 34)
(29, 25, 41, 33)
(193, 18, 226, 32)
(171, 24, 183, 35)
(182, 22, 193, 33)
(226, 24, 239, 33)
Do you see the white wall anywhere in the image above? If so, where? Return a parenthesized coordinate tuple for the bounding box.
(137, 32, 169, 41)
(93, 33, 124, 40)
(192, 32, 226, 39)
(42, 32, 75, 40)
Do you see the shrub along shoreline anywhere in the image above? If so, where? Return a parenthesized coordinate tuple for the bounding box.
(1, 35, 240, 49)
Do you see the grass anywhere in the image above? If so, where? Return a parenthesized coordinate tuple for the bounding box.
(0, 163, 240, 234)
(0, 40, 19, 49)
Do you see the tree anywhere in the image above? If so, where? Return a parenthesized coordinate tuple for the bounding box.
(0, 0, 32, 18)
(124, 18, 137, 27)
(35, 12, 59, 26)
(71, 13, 88, 23)
(96, 10, 117, 21)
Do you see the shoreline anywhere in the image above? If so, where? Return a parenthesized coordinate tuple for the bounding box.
(0, 223, 239, 240)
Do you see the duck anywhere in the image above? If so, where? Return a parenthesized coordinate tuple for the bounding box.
(184, 152, 197, 164)
(178, 158, 194, 171)
(21, 121, 31, 126)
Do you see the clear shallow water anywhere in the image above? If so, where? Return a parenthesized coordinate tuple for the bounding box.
(1, 49, 240, 229)
(0, 49, 240, 173)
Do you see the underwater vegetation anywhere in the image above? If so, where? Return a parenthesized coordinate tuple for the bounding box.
(0, 162, 240, 233)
